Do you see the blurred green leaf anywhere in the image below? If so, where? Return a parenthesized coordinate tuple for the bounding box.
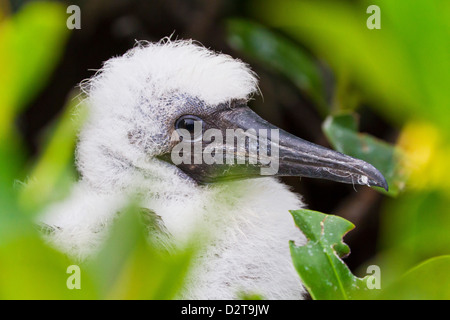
(84, 204, 195, 299)
(0, 2, 83, 300)
(322, 113, 405, 196)
(226, 18, 327, 116)
(379, 255, 450, 299)
(375, 191, 450, 284)
(0, 222, 97, 299)
(0, 134, 25, 235)
(5, 1, 69, 109)
(239, 292, 264, 300)
(290, 209, 368, 300)
(256, 0, 450, 132)
(19, 91, 85, 214)
(254, 0, 450, 299)
(0, 1, 70, 222)
(0, 1, 69, 138)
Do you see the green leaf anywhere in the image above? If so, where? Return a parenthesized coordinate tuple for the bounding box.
(0, 222, 97, 299)
(0, 1, 69, 114)
(322, 113, 406, 196)
(19, 91, 86, 214)
(239, 292, 264, 300)
(226, 18, 327, 116)
(84, 204, 195, 299)
(377, 191, 450, 283)
(256, 0, 450, 132)
(289, 209, 367, 300)
(379, 255, 450, 300)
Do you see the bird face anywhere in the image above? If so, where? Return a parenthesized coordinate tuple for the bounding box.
(155, 95, 388, 190)
(81, 40, 387, 191)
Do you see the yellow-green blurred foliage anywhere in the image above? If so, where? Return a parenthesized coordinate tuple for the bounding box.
(0, 1, 194, 299)
(252, 0, 450, 298)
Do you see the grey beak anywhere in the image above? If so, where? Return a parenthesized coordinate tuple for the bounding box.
(166, 106, 388, 191)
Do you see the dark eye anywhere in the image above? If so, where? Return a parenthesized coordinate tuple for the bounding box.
(175, 115, 204, 141)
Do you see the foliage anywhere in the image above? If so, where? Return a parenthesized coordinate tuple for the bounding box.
(0, 1, 68, 138)
(0, 1, 194, 300)
(322, 113, 405, 196)
(290, 210, 450, 300)
(378, 256, 450, 300)
(289, 209, 368, 300)
(227, 19, 327, 116)
(81, 205, 195, 300)
(233, 0, 450, 299)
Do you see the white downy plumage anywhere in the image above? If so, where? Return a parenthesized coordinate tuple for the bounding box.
(39, 39, 311, 299)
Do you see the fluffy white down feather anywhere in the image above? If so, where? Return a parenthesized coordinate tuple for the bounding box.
(38, 39, 307, 299)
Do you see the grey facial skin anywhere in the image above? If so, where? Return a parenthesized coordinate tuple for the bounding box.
(162, 103, 388, 191)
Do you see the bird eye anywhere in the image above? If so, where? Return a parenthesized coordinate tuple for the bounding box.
(175, 115, 204, 142)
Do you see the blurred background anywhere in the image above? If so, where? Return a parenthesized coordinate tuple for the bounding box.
(1, 0, 449, 299)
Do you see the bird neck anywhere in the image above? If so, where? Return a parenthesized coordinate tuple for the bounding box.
(77, 143, 304, 248)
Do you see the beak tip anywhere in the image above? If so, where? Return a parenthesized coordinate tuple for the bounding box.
(377, 178, 389, 192)
(368, 167, 389, 192)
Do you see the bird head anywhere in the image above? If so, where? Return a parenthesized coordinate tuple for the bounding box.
(78, 39, 387, 192)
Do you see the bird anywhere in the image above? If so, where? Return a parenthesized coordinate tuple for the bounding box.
(38, 39, 388, 300)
